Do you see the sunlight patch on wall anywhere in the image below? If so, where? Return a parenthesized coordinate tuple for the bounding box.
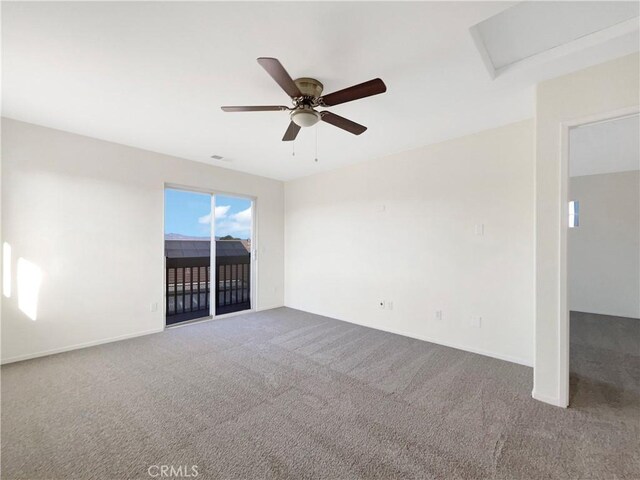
(3, 242, 11, 298)
(17, 257, 43, 321)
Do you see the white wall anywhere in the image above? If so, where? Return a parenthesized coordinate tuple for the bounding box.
(535, 53, 639, 407)
(569, 171, 640, 318)
(285, 120, 535, 366)
(1, 118, 284, 363)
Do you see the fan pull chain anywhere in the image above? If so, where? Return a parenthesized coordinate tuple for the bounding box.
(314, 125, 319, 163)
(292, 140, 295, 157)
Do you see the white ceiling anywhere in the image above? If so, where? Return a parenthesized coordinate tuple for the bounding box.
(2, 2, 639, 181)
(570, 115, 640, 177)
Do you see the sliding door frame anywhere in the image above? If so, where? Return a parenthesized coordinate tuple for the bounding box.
(163, 183, 257, 328)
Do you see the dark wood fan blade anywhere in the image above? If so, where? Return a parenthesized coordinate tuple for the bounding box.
(320, 78, 386, 106)
(321, 112, 367, 135)
(257, 58, 302, 98)
(221, 106, 288, 112)
(282, 121, 301, 141)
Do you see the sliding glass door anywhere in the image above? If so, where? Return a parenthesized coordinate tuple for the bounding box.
(164, 188, 253, 326)
(213, 195, 253, 315)
(164, 189, 213, 325)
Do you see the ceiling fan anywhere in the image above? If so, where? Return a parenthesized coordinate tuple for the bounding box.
(221, 57, 387, 141)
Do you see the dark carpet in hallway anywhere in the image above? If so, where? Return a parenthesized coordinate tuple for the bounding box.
(1, 308, 638, 479)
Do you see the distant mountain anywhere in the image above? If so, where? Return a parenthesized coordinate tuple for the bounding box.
(164, 233, 211, 241)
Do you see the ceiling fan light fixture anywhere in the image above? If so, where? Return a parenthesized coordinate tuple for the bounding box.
(291, 108, 320, 128)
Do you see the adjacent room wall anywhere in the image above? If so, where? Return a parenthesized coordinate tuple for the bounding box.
(569, 170, 640, 319)
(535, 53, 639, 407)
(1, 118, 285, 363)
(285, 120, 535, 366)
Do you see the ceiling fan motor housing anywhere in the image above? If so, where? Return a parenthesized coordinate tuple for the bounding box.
(294, 77, 324, 98)
(290, 78, 323, 127)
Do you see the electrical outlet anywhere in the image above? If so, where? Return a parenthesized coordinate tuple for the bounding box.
(150, 302, 158, 312)
(378, 300, 386, 309)
(475, 223, 484, 236)
(435, 310, 443, 321)
(470, 317, 482, 328)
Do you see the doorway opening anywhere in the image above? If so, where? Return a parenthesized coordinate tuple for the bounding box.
(565, 113, 639, 405)
(164, 188, 254, 326)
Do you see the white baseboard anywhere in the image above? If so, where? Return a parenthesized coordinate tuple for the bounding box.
(284, 305, 533, 367)
(532, 389, 567, 408)
(1, 327, 165, 365)
(2, 307, 288, 364)
(2, 305, 531, 370)
(255, 304, 285, 312)
(571, 309, 640, 320)
(361, 322, 533, 367)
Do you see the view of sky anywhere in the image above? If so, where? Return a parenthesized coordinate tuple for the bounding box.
(164, 189, 252, 239)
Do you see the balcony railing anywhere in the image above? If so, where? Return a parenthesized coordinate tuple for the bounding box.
(215, 255, 251, 315)
(165, 254, 250, 325)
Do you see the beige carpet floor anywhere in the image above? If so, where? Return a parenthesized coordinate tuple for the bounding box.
(1, 308, 638, 479)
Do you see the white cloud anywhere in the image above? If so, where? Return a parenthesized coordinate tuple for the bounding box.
(215, 207, 252, 237)
(232, 207, 251, 223)
(216, 205, 231, 219)
(198, 205, 231, 224)
(197, 204, 251, 237)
